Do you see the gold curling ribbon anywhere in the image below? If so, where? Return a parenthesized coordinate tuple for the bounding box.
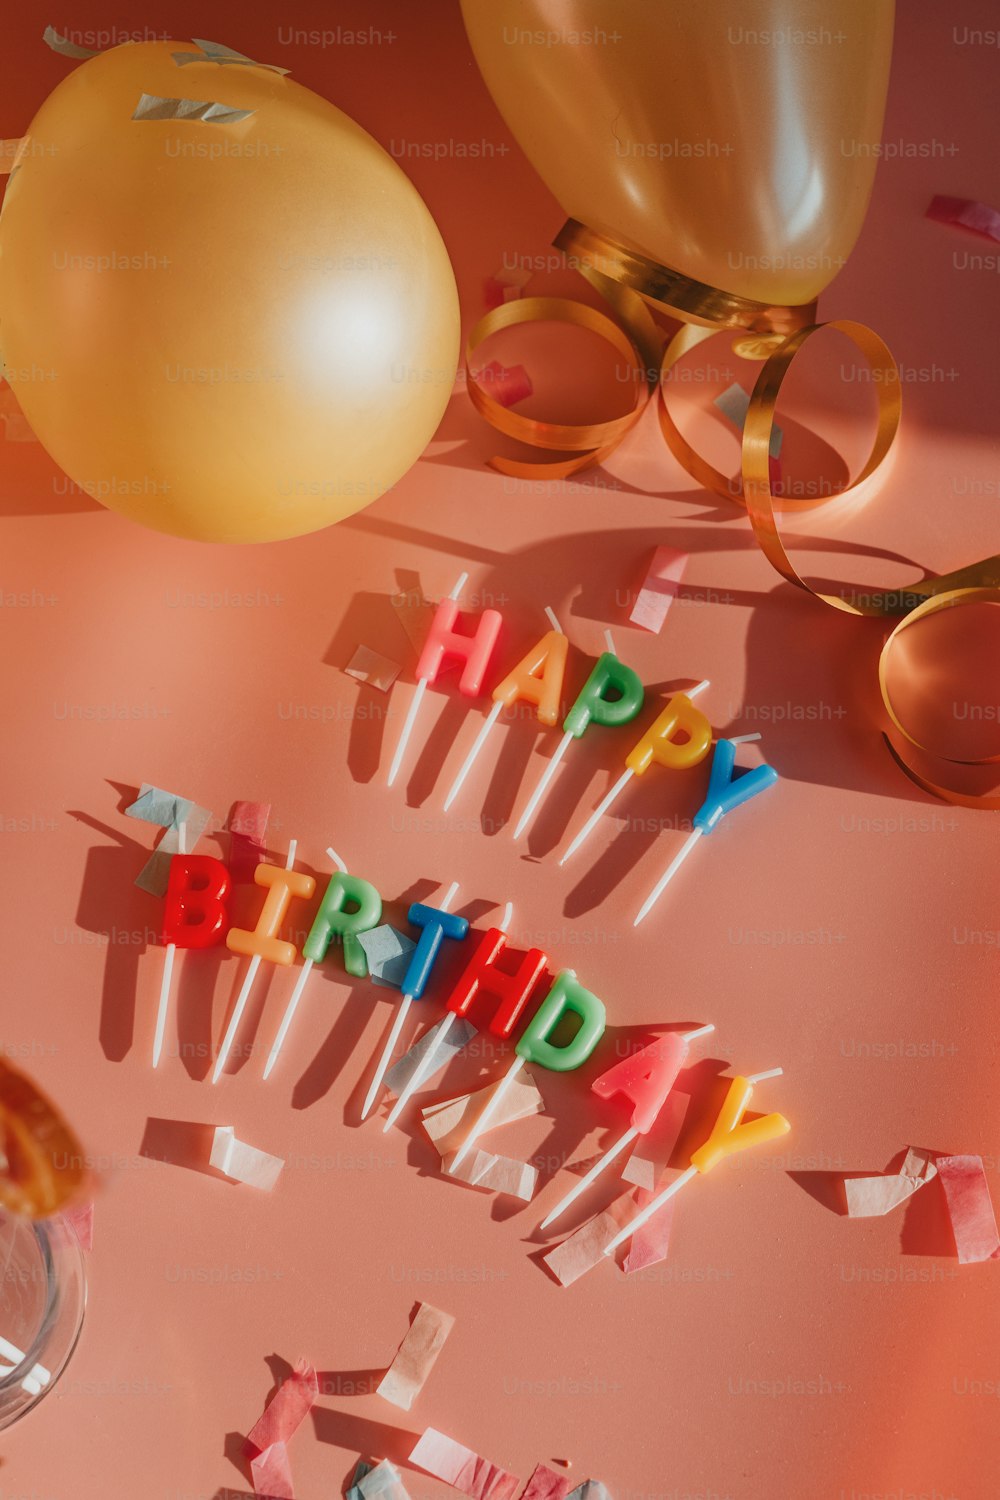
(466, 221, 1000, 804)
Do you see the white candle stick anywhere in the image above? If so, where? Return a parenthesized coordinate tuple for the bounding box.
(511, 730, 573, 841)
(261, 846, 347, 1080)
(558, 680, 711, 867)
(537, 1022, 715, 1230)
(387, 571, 468, 788)
(152, 819, 188, 1069)
(360, 879, 460, 1120)
(212, 838, 297, 1084)
(449, 1055, 524, 1174)
(0, 1334, 50, 1397)
(633, 827, 703, 927)
(443, 607, 563, 813)
(383, 900, 514, 1134)
(382, 1012, 455, 1133)
(601, 1067, 783, 1256)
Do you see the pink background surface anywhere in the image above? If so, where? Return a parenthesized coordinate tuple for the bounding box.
(1, 2, 998, 1496)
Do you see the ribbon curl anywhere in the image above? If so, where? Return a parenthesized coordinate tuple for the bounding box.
(465, 220, 1000, 805)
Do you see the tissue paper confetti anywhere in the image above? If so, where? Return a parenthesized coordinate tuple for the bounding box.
(543, 1194, 634, 1288)
(623, 1185, 676, 1275)
(421, 1071, 543, 1158)
(621, 1092, 689, 1192)
(384, 1018, 478, 1097)
(445, 1149, 538, 1201)
(345, 645, 402, 694)
(567, 1483, 614, 1500)
(473, 360, 534, 408)
(250, 1440, 294, 1499)
(409, 1427, 520, 1500)
(628, 546, 688, 634)
(210, 1127, 284, 1191)
(927, 194, 1000, 243)
(520, 1464, 572, 1500)
(356, 1460, 412, 1499)
(245, 1360, 319, 1456)
(357, 927, 416, 989)
(844, 1146, 937, 1218)
(376, 1302, 455, 1411)
(936, 1155, 1000, 1263)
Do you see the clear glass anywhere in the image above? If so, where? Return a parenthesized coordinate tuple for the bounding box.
(0, 1210, 86, 1429)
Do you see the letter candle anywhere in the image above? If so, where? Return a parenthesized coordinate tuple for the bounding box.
(360, 879, 467, 1120)
(382, 903, 547, 1133)
(262, 848, 382, 1080)
(558, 680, 713, 865)
(449, 969, 607, 1173)
(602, 1068, 790, 1257)
(442, 607, 569, 813)
(154, 830, 232, 1068)
(211, 839, 316, 1084)
(387, 571, 503, 788)
(537, 1022, 715, 1230)
(633, 735, 777, 928)
(512, 631, 645, 841)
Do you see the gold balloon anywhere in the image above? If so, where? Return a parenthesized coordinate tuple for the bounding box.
(461, 0, 894, 307)
(0, 42, 459, 541)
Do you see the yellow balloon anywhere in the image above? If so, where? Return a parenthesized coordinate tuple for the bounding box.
(0, 41, 459, 541)
(461, 0, 894, 307)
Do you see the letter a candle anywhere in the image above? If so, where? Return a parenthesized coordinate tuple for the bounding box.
(513, 631, 645, 841)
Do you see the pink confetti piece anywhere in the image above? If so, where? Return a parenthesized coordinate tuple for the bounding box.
(936, 1155, 1000, 1263)
(345, 644, 402, 694)
(376, 1302, 455, 1411)
(245, 1360, 318, 1456)
(483, 265, 532, 310)
(474, 360, 534, 408)
(623, 1184, 676, 1274)
(519, 1464, 572, 1500)
(628, 545, 688, 634)
(927, 194, 1000, 243)
(229, 800, 271, 880)
(542, 1192, 634, 1288)
(250, 1440, 294, 1500)
(410, 1428, 521, 1500)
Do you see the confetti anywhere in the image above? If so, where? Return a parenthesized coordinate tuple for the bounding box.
(250, 1440, 294, 1499)
(384, 1017, 478, 1097)
(421, 1071, 543, 1158)
(627, 545, 688, 634)
(473, 360, 534, 408)
(445, 1148, 538, 1201)
(844, 1146, 937, 1218)
(542, 1194, 634, 1288)
(376, 1302, 455, 1411)
(345, 645, 402, 694)
(520, 1464, 572, 1499)
(132, 93, 255, 125)
(245, 1360, 318, 1456)
(409, 1427, 521, 1500)
(936, 1155, 1000, 1263)
(926, 194, 1000, 243)
(357, 926, 417, 989)
(210, 1126, 284, 1191)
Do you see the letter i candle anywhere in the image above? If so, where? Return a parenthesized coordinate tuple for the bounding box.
(513, 631, 646, 841)
(387, 572, 503, 789)
(212, 839, 315, 1083)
